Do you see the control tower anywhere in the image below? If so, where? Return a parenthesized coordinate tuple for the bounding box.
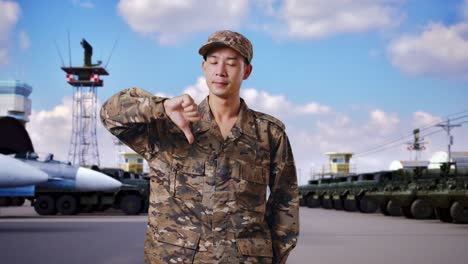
(61, 39, 108, 166)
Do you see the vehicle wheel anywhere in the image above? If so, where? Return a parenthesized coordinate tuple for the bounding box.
(410, 199, 433, 219)
(34, 195, 57, 215)
(358, 197, 378, 213)
(10, 197, 25, 206)
(306, 196, 320, 208)
(386, 200, 402, 216)
(450, 201, 468, 224)
(0, 197, 12, 206)
(401, 205, 414, 219)
(56, 195, 79, 215)
(344, 199, 357, 212)
(435, 207, 453, 223)
(141, 198, 149, 213)
(380, 202, 390, 216)
(120, 194, 142, 215)
(333, 199, 344, 210)
(321, 198, 333, 209)
(299, 198, 305, 207)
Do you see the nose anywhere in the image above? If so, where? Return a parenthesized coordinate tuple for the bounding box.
(215, 62, 227, 77)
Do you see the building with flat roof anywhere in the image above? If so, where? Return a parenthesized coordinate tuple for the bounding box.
(325, 152, 354, 175)
(0, 80, 32, 124)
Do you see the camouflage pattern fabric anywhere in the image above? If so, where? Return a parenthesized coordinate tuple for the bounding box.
(100, 88, 299, 264)
(199, 30, 253, 63)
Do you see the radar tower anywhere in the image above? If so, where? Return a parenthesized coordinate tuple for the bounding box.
(61, 38, 108, 166)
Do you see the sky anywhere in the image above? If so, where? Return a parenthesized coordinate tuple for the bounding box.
(1, 0, 468, 184)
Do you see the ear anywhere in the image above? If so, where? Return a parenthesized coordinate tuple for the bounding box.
(243, 64, 252, 80)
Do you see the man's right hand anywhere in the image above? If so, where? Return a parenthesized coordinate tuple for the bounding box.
(163, 94, 201, 144)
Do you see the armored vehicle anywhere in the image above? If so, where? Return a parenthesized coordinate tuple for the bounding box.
(299, 179, 319, 207)
(416, 165, 468, 223)
(378, 168, 441, 219)
(33, 166, 149, 216)
(331, 175, 353, 210)
(99, 167, 150, 215)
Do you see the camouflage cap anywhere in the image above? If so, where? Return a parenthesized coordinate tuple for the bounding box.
(199, 30, 253, 64)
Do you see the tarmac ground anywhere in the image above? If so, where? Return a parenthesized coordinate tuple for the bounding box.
(1, 205, 468, 264)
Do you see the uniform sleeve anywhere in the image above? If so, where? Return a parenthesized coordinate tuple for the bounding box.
(100, 87, 167, 159)
(266, 130, 299, 264)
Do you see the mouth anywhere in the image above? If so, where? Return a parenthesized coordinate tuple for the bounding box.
(212, 81, 228, 87)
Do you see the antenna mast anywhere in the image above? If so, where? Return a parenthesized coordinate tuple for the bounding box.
(406, 128, 427, 161)
(436, 119, 462, 163)
(61, 38, 109, 166)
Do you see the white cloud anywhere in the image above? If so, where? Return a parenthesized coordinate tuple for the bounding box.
(368, 109, 399, 132)
(26, 97, 117, 168)
(182, 76, 209, 104)
(0, 0, 20, 66)
(18, 30, 29, 50)
(412, 111, 441, 129)
(276, 0, 403, 39)
(181, 76, 330, 119)
(117, 0, 249, 44)
(388, 22, 468, 79)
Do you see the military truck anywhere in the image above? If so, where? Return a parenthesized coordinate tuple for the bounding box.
(34, 167, 149, 216)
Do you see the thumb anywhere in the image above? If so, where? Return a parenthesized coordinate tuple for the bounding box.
(180, 125, 195, 144)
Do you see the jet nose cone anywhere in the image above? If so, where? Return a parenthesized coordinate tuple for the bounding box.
(75, 167, 122, 191)
(0, 154, 48, 187)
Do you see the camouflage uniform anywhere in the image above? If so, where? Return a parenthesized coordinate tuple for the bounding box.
(101, 88, 299, 263)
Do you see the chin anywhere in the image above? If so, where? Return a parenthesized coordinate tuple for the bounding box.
(209, 88, 230, 98)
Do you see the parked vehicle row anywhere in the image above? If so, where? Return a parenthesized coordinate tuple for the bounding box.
(299, 164, 468, 223)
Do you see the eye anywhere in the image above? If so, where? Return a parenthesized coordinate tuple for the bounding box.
(207, 58, 217, 64)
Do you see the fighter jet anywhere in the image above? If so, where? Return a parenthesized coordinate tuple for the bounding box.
(15, 152, 122, 191)
(0, 154, 48, 187)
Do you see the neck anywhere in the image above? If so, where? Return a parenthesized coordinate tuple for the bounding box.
(208, 95, 241, 122)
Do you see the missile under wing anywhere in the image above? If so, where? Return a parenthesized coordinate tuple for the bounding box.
(0, 154, 48, 187)
(16, 152, 121, 191)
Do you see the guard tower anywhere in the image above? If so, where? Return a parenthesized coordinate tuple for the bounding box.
(325, 152, 353, 175)
(61, 39, 108, 166)
(121, 153, 144, 174)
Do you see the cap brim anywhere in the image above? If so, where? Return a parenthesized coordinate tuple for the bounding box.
(198, 42, 231, 57)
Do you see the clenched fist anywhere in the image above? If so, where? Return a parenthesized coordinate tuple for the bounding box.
(163, 94, 201, 144)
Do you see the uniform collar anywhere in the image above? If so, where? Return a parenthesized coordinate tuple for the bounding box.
(195, 97, 257, 138)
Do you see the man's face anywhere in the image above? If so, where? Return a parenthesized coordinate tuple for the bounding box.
(202, 46, 252, 100)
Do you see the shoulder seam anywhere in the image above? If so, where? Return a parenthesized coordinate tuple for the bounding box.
(253, 110, 285, 130)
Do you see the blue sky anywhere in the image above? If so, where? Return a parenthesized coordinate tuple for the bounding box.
(1, 0, 468, 182)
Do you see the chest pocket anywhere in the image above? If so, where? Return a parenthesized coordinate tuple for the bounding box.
(171, 159, 205, 202)
(236, 163, 269, 214)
